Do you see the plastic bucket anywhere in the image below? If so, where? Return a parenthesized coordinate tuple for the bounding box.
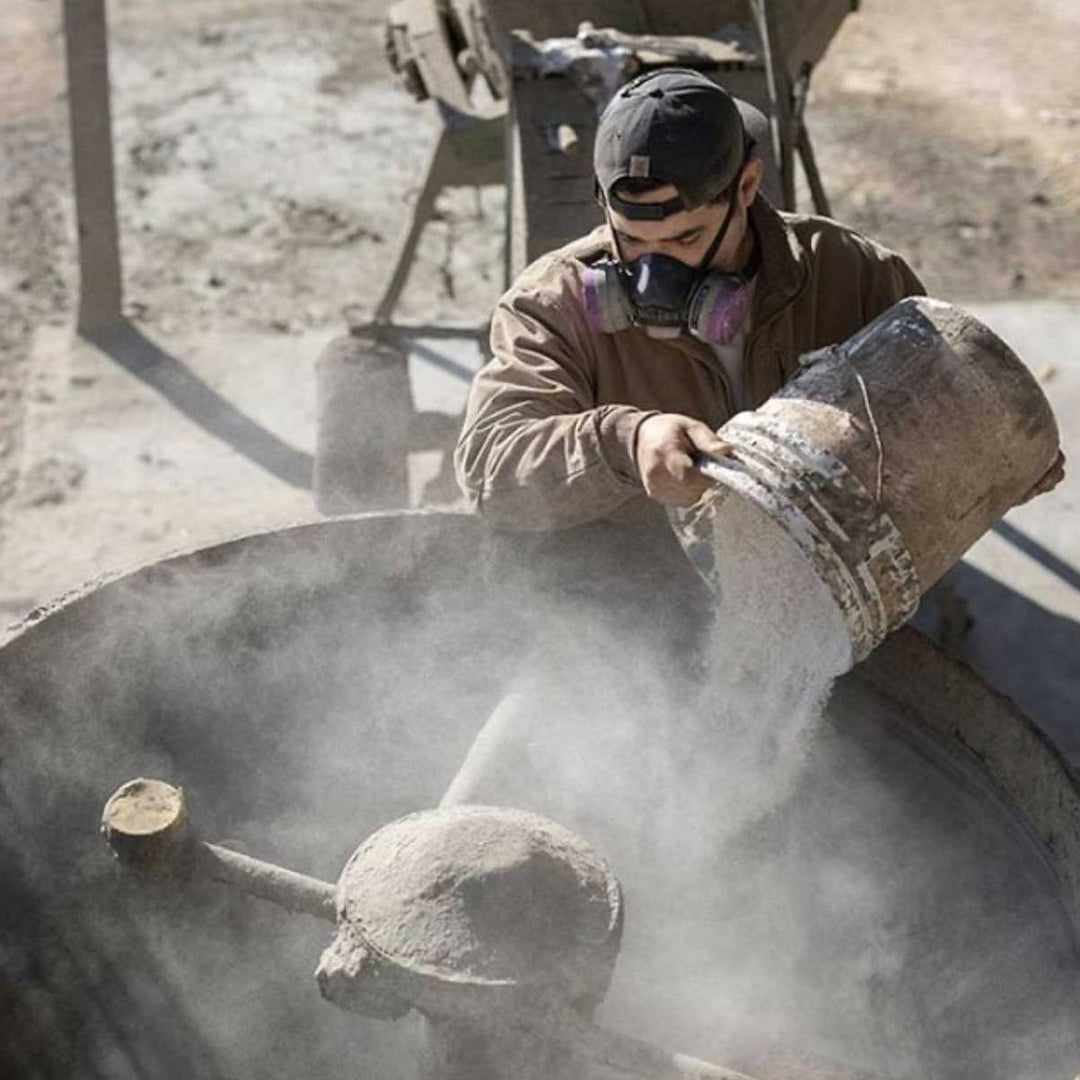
(679, 297, 1061, 663)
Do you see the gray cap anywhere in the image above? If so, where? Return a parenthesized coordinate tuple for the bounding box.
(594, 69, 767, 220)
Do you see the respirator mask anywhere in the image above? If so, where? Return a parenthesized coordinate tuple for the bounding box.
(582, 163, 757, 345)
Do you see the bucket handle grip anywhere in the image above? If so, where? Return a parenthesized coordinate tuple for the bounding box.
(692, 450, 751, 484)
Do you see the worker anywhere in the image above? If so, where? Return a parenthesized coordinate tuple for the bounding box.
(454, 69, 926, 534)
(442, 69, 927, 818)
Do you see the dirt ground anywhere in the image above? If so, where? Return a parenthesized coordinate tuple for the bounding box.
(1, 0, 1079, 616)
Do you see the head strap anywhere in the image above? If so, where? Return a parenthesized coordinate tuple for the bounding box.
(693, 159, 747, 273)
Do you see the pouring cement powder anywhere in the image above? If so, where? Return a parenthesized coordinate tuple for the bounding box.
(637, 492, 1080, 1078)
(455, 491, 1080, 1079)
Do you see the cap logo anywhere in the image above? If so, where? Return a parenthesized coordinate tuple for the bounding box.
(628, 154, 650, 178)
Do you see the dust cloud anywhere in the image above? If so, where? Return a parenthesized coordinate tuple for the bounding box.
(440, 494, 1080, 1079)
(1, 509, 1078, 1079)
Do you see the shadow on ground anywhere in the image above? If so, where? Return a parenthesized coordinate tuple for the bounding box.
(87, 320, 314, 490)
(916, 523, 1080, 762)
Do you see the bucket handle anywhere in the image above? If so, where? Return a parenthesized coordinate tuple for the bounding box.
(692, 449, 751, 484)
(849, 364, 885, 503)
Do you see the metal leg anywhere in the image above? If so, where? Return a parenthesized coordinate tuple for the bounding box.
(792, 66, 832, 218)
(63, 0, 123, 334)
(748, 0, 797, 211)
(796, 123, 831, 218)
(372, 127, 457, 324)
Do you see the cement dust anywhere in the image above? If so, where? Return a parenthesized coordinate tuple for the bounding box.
(453, 494, 1080, 1078)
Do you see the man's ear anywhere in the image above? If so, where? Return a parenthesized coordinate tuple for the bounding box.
(739, 156, 764, 208)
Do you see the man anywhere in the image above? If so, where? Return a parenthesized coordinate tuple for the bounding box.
(441, 65, 930, 817)
(454, 69, 924, 533)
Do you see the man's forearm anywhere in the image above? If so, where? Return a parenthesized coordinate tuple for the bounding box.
(454, 405, 654, 532)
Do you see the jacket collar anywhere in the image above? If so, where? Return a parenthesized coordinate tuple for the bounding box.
(747, 195, 807, 330)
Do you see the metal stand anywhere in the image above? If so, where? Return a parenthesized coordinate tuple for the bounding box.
(313, 106, 502, 515)
(369, 105, 504, 329)
(63, 0, 123, 334)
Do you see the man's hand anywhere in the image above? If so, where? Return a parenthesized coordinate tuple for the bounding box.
(635, 413, 734, 507)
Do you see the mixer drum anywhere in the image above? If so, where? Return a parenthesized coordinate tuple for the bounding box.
(0, 512, 1077, 1079)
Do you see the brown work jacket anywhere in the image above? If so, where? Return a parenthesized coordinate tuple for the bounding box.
(454, 196, 924, 533)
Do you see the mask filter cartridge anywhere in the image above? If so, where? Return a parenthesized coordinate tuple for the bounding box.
(582, 255, 754, 346)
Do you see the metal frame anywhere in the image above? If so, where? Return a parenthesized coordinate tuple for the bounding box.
(59, 1, 850, 516)
(63, 0, 123, 334)
(60, 0, 843, 342)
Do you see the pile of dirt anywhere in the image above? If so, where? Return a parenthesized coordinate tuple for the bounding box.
(809, 0, 1080, 301)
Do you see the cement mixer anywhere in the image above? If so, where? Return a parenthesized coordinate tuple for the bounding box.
(2, 510, 1079, 1079)
(38, 4, 1078, 1073)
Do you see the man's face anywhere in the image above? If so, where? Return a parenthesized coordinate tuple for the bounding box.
(606, 157, 763, 272)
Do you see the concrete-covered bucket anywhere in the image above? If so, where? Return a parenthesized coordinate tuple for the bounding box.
(2, 512, 1080, 1079)
(681, 296, 1061, 664)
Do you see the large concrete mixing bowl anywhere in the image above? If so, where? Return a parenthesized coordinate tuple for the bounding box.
(1, 511, 1078, 1080)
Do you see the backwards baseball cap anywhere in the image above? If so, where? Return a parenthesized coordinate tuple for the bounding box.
(594, 69, 767, 221)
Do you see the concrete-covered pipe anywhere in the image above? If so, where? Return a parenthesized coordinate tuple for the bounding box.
(685, 297, 1060, 662)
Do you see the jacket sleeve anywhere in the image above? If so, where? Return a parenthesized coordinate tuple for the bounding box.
(860, 241, 926, 324)
(454, 277, 655, 532)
